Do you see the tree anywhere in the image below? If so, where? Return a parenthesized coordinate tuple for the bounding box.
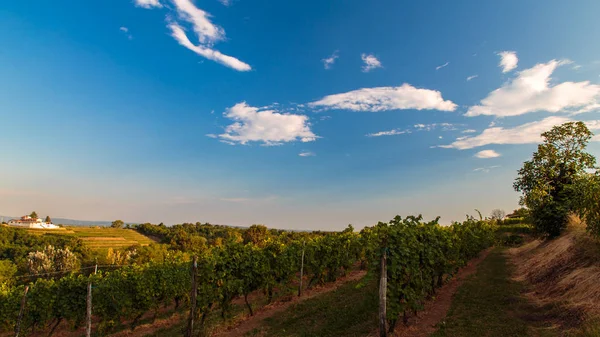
(243, 225, 270, 246)
(514, 122, 596, 237)
(111, 220, 124, 229)
(26, 245, 80, 275)
(30, 211, 38, 219)
(490, 209, 505, 220)
(44, 215, 52, 223)
(0, 260, 17, 284)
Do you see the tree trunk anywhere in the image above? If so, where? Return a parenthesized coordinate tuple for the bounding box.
(244, 294, 254, 316)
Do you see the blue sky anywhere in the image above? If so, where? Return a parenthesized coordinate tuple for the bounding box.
(2, 0, 600, 230)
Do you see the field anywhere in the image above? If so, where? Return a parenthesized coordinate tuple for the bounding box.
(24, 226, 156, 250)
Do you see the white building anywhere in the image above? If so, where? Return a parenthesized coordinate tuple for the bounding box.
(8, 215, 59, 229)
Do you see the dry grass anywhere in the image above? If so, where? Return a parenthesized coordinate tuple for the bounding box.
(508, 215, 600, 323)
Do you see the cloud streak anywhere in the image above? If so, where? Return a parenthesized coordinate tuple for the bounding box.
(309, 84, 457, 112)
(466, 59, 600, 117)
(441, 116, 600, 150)
(169, 24, 251, 71)
(466, 75, 478, 81)
(436, 62, 449, 70)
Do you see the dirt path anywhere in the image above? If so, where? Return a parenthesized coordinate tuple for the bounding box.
(381, 249, 492, 337)
(212, 269, 367, 337)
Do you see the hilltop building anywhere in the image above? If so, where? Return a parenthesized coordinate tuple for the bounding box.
(8, 215, 59, 229)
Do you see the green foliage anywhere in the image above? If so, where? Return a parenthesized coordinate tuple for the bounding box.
(29, 211, 38, 219)
(364, 216, 495, 332)
(26, 245, 80, 275)
(44, 216, 51, 223)
(243, 224, 271, 246)
(514, 121, 596, 237)
(573, 173, 600, 236)
(0, 226, 89, 275)
(0, 260, 17, 284)
(111, 220, 124, 229)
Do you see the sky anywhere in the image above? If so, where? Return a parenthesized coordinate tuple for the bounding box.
(2, 0, 600, 230)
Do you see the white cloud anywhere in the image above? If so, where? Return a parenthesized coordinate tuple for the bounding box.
(473, 165, 500, 173)
(299, 151, 316, 157)
(169, 24, 251, 71)
(119, 26, 133, 40)
(436, 62, 449, 70)
(414, 123, 458, 131)
(135, 0, 250, 71)
(214, 102, 317, 145)
(466, 75, 478, 81)
(218, 0, 232, 6)
(134, 0, 162, 8)
(498, 51, 518, 73)
(462, 129, 477, 133)
(367, 123, 458, 137)
(309, 84, 457, 112)
(441, 116, 600, 150)
(366, 129, 410, 137)
(361, 54, 382, 72)
(475, 150, 501, 158)
(172, 0, 224, 45)
(322, 51, 339, 69)
(466, 60, 600, 117)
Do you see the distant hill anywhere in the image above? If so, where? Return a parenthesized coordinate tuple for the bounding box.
(0, 216, 125, 227)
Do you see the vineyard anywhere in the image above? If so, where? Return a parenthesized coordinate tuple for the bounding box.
(24, 227, 157, 251)
(0, 217, 495, 336)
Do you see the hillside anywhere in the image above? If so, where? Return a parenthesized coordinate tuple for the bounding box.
(25, 226, 156, 250)
(0, 215, 121, 227)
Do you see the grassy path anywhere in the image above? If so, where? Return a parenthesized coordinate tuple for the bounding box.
(431, 248, 559, 337)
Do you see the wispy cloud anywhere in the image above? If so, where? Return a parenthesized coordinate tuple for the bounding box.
(498, 51, 518, 73)
(473, 165, 500, 173)
(298, 151, 316, 157)
(119, 26, 133, 40)
(414, 123, 458, 131)
(475, 149, 501, 158)
(436, 62, 449, 70)
(367, 123, 459, 137)
(217, 0, 232, 6)
(466, 75, 478, 81)
(213, 102, 317, 145)
(169, 23, 251, 71)
(466, 59, 600, 117)
(309, 84, 457, 112)
(462, 129, 477, 133)
(441, 116, 600, 150)
(366, 129, 410, 137)
(361, 54, 382, 72)
(134, 0, 162, 9)
(171, 0, 224, 44)
(133, 0, 250, 70)
(322, 51, 339, 69)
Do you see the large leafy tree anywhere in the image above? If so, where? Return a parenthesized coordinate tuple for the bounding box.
(30, 211, 38, 219)
(514, 121, 596, 237)
(111, 220, 124, 229)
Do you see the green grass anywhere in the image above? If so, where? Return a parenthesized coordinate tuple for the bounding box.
(26, 227, 156, 250)
(431, 248, 560, 337)
(253, 277, 378, 337)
